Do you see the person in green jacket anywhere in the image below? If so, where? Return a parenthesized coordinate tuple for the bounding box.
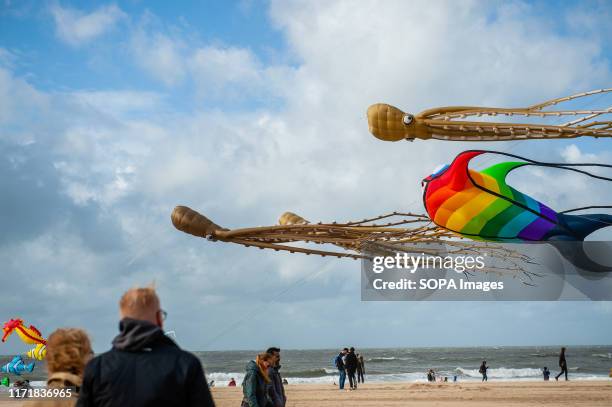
(242, 353, 274, 407)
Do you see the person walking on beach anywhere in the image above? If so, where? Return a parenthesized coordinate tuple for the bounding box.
(77, 286, 215, 407)
(266, 347, 286, 407)
(356, 353, 365, 383)
(28, 328, 93, 407)
(555, 347, 568, 381)
(334, 348, 348, 390)
(345, 347, 359, 390)
(479, 361, 489, 382)
(242, 353, 275, 407)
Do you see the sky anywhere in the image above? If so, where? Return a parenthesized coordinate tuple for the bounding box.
(1, 0, 612, 353)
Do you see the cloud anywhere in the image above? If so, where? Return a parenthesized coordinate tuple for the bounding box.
(129, 28, 187, 86)
(50, 3, 126, 46)
(1, 1, 612, 353)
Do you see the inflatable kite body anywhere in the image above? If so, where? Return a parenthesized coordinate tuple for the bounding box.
(26, 344, 47, 361)
(0, 356, 34, 376)
(422, 150, 612, 242)
(2, 319, 46, 345)
(368, 88, 612, 142)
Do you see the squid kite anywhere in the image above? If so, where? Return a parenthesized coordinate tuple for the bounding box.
(368, 89, 612, 142)
(171, 206, 532, 275)
(2, 319, 46, 346)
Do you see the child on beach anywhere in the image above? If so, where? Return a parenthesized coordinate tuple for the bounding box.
(543, 367, 551, 381)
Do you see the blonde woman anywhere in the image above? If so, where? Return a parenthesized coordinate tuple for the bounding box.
(29, 328, 93, 407)
(242, 353, 274, 407)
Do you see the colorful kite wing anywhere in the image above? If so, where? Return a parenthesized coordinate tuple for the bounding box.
(423, 151, 559, 241)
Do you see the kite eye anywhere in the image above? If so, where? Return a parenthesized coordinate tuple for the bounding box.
(403, 114, 414, 125)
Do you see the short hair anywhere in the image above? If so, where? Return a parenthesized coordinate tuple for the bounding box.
(119, 285, 160, 320)
(343, 347, 349, 351)
(46, 328, 92, 376)
(350, 347, 355, 351)
(266, 347, 281, 354)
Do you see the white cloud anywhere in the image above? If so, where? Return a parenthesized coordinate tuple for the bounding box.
(2, 1, 612, 352)
(129, 29, 187, 86)
(50, 4, 126, 46)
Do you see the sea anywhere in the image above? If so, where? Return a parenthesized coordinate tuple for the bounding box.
(2, 346, 611, 389)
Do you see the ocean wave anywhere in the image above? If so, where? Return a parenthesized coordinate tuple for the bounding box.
(202, 371, 610, 386)
(592, 353, 612, 359)
(367, 357, 413, 363)
(455, 367, 543, 379)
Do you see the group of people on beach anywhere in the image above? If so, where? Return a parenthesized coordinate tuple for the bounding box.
(334, 347, 366, 391)
(20, 284, 293, 407)
(424, 347, 570, 384)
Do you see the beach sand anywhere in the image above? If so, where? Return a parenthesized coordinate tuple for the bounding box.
(213, 381, 612, 407)
(2, 380, 611, 406)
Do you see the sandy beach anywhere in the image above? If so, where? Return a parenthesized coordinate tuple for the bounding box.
(211, 381, 612, 406)
(1, 380, 610, 406)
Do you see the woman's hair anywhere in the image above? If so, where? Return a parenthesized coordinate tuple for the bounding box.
(46, 328, 92, 376)
(256, 352, 274, 383)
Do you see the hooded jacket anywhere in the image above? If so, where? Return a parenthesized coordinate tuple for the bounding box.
(242, 360, 271, 407)
(76, 318, 215, 407)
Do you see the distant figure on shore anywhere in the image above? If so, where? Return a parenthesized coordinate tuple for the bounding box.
(282, 378, 288, 385)
(543, 367, 551, 381)
(77, 285, 215, 407)
(29, 328, 92, 407)
(427, 369, 435, 382)
(356, 353, 365, 383)
(228, 378, 236, 387)
(555, 347, 568, 381)
(209, 380, 215, 387)
(345, 347, 359, 390)
(242, 353, 274, 407)
(479, 361, 489, 382)
(334, 348, 348, 390)
(266, 347, 286, 407)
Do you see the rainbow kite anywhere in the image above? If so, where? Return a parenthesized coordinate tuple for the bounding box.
(422, 150, 612, 243)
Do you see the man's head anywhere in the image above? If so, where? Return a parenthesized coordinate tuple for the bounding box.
(342, 348, 348, 354)
(119, 286, 165, 327)
(350, 347, 355, 353)
(266, 347, 281, 366)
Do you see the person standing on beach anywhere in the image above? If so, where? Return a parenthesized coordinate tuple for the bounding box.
(77, 286, 215, 407)
(345, 347, 359, 390)
(334, 348, 348, 390)
(242, 353, 275, 407)
(479, 361, 489, 382)
(555, 347, 568, 381)
(28, 328, 93, 407)
(356, 353, 365, 383)
(266, 347, 286, 407)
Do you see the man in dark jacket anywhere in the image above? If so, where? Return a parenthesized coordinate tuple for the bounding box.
(77, 287, 215, 407)
(344, 347, 358, 390)
(266, 347, 286, 407)
(334, 348, 348, 390)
